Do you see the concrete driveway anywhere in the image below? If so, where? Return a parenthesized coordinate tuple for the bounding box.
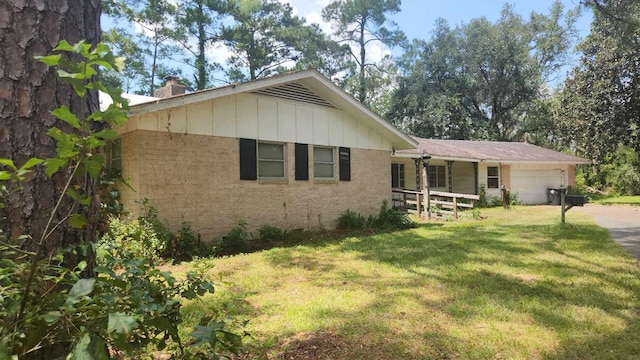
(574, 204, 640, 261)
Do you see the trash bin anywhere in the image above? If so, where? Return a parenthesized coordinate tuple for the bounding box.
(547, 188, 561, 205)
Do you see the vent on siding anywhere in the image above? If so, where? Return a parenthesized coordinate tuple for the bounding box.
(252, 82, 336, 108)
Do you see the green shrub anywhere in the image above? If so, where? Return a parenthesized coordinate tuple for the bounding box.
(218, 221, 251, 255)
(339, 202, 415, 231)
(165, 221, 212, 261)
(258, 224, 285, 241)
(575, 172, 587, 194)
(477, 185, 489, 208)
(337, 210, 367, 229)
(98, 215, 166, 263)
(607, 163, 640, 196)
(374, 201, 415, 230)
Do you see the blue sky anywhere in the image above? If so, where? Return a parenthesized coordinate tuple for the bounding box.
(286, 0, 592, 81)
(102, 0, 593, 88)
(389, 0, 592, 41)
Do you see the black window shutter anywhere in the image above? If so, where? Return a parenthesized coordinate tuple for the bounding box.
(295, 143, 309, 180)
(239, 138, 257, 180)
(391, 163, 399, 188)
(339, 147, 350, 181)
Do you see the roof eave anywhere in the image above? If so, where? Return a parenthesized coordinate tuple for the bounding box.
(392, 152, 591, 164)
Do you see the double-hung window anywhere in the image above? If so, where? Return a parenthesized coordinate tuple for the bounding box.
(428, 165, 446, 188)
(258, 142, 285, 179)
(313, 146, 334, 179)
(487, 166, 499, 188)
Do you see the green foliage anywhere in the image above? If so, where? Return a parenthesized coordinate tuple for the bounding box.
(167, 220, 213, 261)
(338, 201, 415, 230)
(218, 221, 251, 255)
(556, 0, 640, 163)
(322, 0, 405, 104)
(477, 185, 489, 208)
(99, 201, 213, 262)
(222, 0, 331, 81)
(575, 171, 587, 194)
(390, 3, 578, 141)
(476, 185, 519, 208)
(258, 224, 285, 242)
(337, 210, 368, 230)
(98, 215, 166, 263)
(597, 145, 640, 195)
(0, 40, 242, 359)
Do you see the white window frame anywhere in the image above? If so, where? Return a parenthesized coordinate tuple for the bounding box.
(313, 146, 335, 179)
(258, 141, 286, 179)
(487, 166, 500, 189)
(428, 165, 446, 188)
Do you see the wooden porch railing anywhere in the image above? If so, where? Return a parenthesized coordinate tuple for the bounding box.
(392, 189, 480, 219)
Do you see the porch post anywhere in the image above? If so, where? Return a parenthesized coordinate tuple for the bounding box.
(422, 157, 431, 218)
(413, 158, 421, 191)
(473, 162, 479, 195)
(446, 160, 454, 193)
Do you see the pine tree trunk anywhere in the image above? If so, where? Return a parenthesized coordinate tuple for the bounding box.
(0, 1, 102, 263)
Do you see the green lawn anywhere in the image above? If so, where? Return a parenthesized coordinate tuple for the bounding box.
(594, 195, 640, 205)
(178, 206, 640, 359)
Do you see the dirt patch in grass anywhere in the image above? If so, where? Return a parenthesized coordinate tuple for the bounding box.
(271, 331, 351, 360)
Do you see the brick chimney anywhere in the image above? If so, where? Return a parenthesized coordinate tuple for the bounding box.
(154, 75, 186, 98)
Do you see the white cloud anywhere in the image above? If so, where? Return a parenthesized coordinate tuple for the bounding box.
(206, 42, 234, 65)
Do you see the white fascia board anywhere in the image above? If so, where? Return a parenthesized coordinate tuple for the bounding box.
(391, 153, 590, 165)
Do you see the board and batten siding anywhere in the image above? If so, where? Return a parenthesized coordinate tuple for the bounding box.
(119, 93, 392, 151)
(451, 162, 475, 194)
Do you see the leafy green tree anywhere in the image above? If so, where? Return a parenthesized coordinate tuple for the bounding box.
(221, 0, 330, 81)
(103, 0, 185, 95)
(556, 0, 640, 163)
(322, 0, 405, 105)
(291, 23, 352, 80)
(176, 0, 228, 90)
(102, 28, 151, 93)
(390, 2, 578, 141)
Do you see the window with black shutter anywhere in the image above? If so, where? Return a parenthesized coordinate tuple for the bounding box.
(239, 138, 257, 180)
(339, 147, 350, 181)
(295, 143, 309, 180)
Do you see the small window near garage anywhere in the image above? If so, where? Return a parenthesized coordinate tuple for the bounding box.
(313, 146, 334, 178)
(487, 166, 499, 188)
(258, 142, 285, 178)
(428, 165, 446, 188)
(391, 163, 405, 188)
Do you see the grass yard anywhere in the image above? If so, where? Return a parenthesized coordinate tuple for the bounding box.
(594, 195, 640, 206)
(177, 206, 640, 359)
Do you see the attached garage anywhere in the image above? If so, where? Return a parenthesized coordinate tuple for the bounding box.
(510, 164, 571, 204)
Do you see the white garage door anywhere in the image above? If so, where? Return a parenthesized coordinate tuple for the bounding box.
(510, 166, 566, 204)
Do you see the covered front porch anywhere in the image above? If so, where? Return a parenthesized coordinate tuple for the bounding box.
(390, 154, 483, 218)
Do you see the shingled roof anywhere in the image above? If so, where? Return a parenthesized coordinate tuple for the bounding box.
(394, 137, 590, 164)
